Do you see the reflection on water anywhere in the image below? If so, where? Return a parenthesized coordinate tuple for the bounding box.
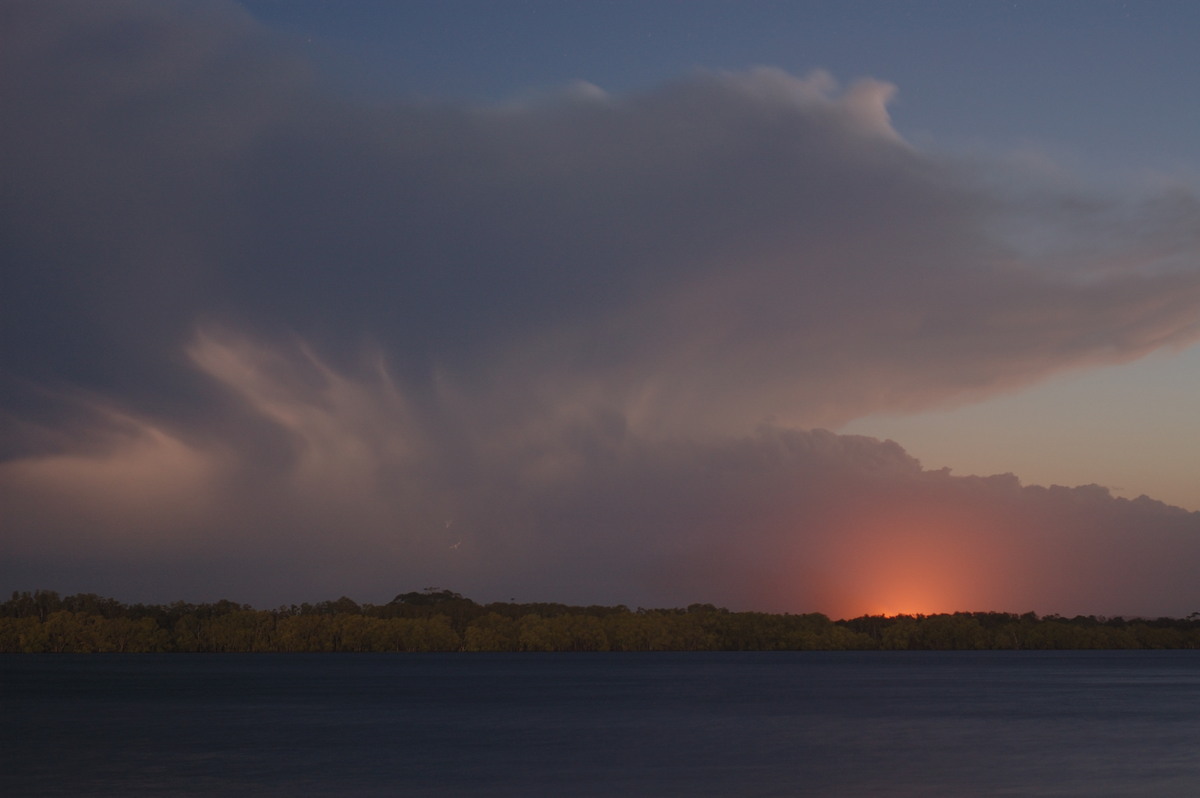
(3, 651, 1199, 797)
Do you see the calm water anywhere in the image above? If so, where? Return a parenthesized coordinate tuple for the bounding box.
(3, 651, 1199, 797)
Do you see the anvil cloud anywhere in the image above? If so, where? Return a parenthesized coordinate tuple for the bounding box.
(3, 1, 1199, 617)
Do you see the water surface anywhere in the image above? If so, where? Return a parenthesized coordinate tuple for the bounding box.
(3, 651, 1198, 796)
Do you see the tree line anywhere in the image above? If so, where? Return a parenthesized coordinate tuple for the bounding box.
(3, 589, 1199, 653)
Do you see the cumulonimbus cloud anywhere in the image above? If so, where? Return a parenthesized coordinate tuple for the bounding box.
(2, 0, 1199, 614)
(4, 335, 1198, 617)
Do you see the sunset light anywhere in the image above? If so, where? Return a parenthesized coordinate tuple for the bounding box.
(3, 0, 1199, 620)
(7, 4, 1200, 794)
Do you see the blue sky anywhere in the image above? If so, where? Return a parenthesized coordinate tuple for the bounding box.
(245, 0, 1200, 174)
(3, 1, 1199, 616)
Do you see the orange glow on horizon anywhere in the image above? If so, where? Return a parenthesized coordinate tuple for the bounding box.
(795, 498, 1012, 619)
(836, 579, 961, 619)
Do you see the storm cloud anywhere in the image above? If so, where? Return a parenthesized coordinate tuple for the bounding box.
(3, 1, 1199, 616)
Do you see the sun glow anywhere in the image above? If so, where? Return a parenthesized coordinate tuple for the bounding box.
(842, 575, 961, 619)
(809, 499, 1009, 619)
(862, 589, 956, 619)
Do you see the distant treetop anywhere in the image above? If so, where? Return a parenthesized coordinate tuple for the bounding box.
(390, 588, 469, 606)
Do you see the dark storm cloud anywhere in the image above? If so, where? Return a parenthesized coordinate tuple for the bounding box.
(2, 1, 1198, 614)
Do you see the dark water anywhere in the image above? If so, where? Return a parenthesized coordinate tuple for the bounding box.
(3, 651, 1199, 796)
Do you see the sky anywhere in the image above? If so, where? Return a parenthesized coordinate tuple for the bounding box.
(3, 0, 1199, 619)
